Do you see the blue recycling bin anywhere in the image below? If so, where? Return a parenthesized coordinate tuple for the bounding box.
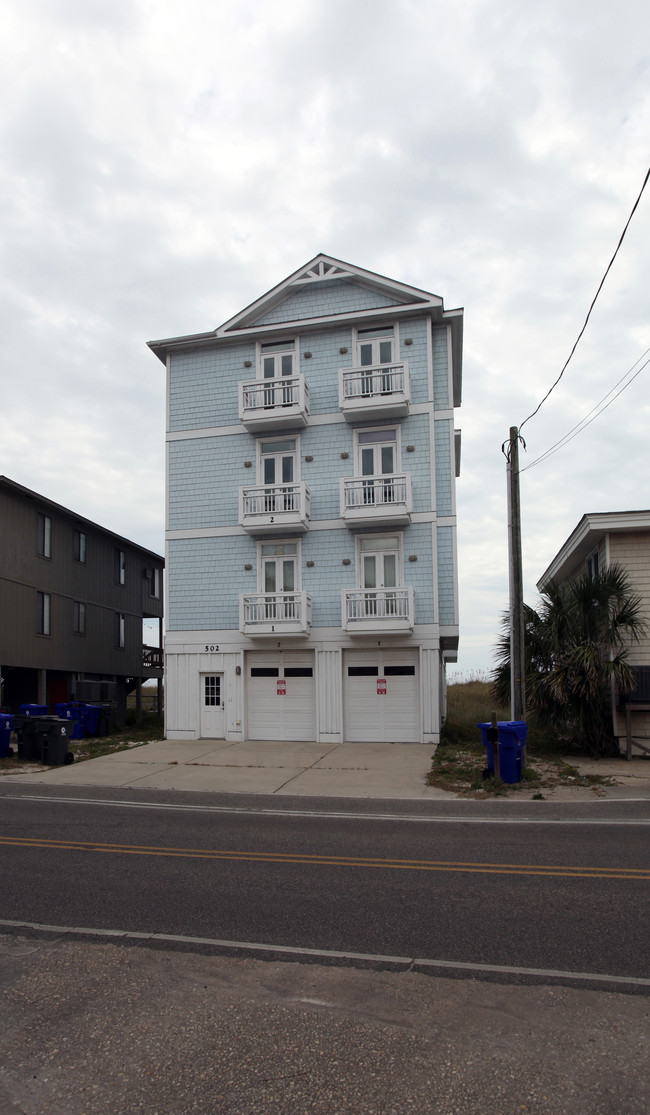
(83, 705, 103, 736)
(20, 703, 49, 717)
(54, 703, 86, 739)
(478, 721, 528, 784)
(0, 714, 14, 758)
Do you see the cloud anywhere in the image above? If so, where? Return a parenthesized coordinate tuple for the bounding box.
(0, 0, 648, 668)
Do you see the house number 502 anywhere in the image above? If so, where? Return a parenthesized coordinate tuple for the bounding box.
(205, 644, 220, 652)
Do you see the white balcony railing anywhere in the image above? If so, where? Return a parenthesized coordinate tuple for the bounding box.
(239, 483, 311, 534)
(340, 473, 412, 527)
(342, 588, 414, 633)
(240, 592, 312, 637)
(339, 362, 410, 420)
(238, 375, 310, 432)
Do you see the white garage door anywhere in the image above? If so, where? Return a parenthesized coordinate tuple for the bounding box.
(344, 648, 419, 743)
(247, 650, 316, 741)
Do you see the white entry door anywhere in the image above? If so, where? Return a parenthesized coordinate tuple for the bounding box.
(200, 674, 225, 738)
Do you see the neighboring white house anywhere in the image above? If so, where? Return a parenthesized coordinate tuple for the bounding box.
(538, 511, 650, 757)
(148, 254, 463, 744)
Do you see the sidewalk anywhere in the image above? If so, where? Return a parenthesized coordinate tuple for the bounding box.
(5, 737, 650, 799)
(4, 738, 452, 799)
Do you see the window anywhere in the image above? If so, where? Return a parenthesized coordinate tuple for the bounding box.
(73, 601, 86, 635)
(586, 550, 599, 581)
(37, 514, 51, 558)
(74, 530, 87, 564)
(258, 340, 296, 407)
(260, 540, 298, 594)
(116, 549, 126, 585)
(204, 676, 221, 705)
(357, 326, 396, 396)
(259, 339, 295, 379)
(259, 438, 298, 510)
(355, 428, 400, 504)
(37, 592, 51, 635)
(149, 567, 161, 598)
(116, 612, 125, 648)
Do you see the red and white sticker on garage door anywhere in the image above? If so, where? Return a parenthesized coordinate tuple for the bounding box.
(277, 679, 286, 696)
(377, 678, 387, 695)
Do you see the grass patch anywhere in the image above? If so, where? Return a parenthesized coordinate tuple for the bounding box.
(430, 680, 617, 797)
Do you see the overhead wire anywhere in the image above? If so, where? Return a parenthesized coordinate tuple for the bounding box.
(520, 347, 650, 472)
(518, 165, 650, 434)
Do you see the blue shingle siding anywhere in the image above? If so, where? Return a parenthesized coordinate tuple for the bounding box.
(400, 413, 432, 512)
(432, 327, 449, 409)
(300, 328, 352, 416)
(169, 344, 254, 432)
(434, 420, 452, 515)
(302, 528, 354, 627)
(168, 536, 255, 630)
(168, 435, 248, 530)
(399, 318, 429, 405)
(402, 522, 435, 624)
(437, 527, 456, 624)
(253, 280, 403, 326)
(300, 424, 353, 521)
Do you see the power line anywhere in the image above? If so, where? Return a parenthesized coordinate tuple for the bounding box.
(521, 348, 650, 472)
(519, 165, 650, 433)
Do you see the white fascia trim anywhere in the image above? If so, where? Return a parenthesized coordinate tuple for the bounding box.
(166, 514, 450, 542)
(166, 404, 434, 444)
(537, 510, 650, 589)
(168, 424, 245, 441)
(165, 625, 444, 653)
(217, 304, 439, 340)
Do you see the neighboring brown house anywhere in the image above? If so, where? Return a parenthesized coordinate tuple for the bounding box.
(0, 476, 164, 725)
(537, 511, 650, 757)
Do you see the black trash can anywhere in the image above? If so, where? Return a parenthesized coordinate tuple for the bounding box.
(18, 718, 45, 761)
(37, 717, 73, 766)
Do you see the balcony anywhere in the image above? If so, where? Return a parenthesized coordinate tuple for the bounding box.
(342, 588, 414, 634)
(240, 592, 312, 637)
(239, 375, 310, 432)
(239, 483, 311, 534)
(142, 645, 164, 675)
(339, 362, 410, 421)
(340, 473, 412, 528)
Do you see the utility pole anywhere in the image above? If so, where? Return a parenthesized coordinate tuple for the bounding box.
(507, 426, 526, 722)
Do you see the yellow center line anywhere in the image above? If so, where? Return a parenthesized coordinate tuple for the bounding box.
(1, 836, 648, 880)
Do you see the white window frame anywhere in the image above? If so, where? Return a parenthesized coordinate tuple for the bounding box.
(256, 434, 301, 485)
(352, 322, 400, 367)
(38, 514, 52, 559)
(353, 425, 401, 475)
(586, 549, 600, 581)
(116, 612, 125, 648)
(74, 530, 87, 564)
(37, 591, 51, 636)
(256, 538, 302, 593)
(73, 600, 86, 635)
(354, 532, 404, 589)
(256, 337, 298, 379)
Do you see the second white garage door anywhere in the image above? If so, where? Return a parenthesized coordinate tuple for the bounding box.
(246, 650, 316, 741)
(344, 648, 419, 743)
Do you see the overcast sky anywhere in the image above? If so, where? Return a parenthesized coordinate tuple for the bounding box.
(1, 0, 648, 670)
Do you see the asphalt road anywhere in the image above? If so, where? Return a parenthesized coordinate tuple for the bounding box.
(1, 784, 649, 988)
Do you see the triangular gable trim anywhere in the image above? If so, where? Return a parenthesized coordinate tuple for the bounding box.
(216, 253, 443, 336)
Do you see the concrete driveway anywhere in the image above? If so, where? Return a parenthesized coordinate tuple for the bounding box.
(5, 738, 452, 799)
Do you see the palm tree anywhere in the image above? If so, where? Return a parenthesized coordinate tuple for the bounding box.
(492, 564, 645, 755)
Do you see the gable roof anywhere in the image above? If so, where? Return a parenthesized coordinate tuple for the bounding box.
(215, 253, 445, 335)
(148, 254, 463, 372)
(537, 510, 650, 589)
